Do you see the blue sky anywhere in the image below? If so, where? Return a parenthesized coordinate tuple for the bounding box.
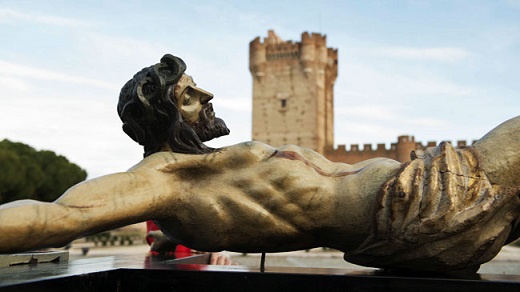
(1, 0, 519, 178)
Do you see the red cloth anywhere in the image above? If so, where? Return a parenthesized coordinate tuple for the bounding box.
(146, 220, 191, 256)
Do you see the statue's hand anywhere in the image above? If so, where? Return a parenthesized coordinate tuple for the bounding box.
(147, 230, 180, 253)
(209, 252, 235, 265)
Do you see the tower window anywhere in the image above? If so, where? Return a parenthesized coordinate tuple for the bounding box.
(281, 99, 287, 108)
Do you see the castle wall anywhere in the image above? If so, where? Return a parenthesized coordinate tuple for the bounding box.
(324, 138, 472, 164)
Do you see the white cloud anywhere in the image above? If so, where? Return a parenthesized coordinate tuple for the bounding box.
(0, 75, 31, 93)
(369, 46, 469, 62)
(0, 60, 115, 90)
(73, 33, 178, 85)
(0, 8, 94, 27)
(338, 61, 473, 104)
(79, 34, 169, 62)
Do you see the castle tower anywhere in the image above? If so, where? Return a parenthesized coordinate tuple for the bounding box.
(249, 30, 338, 154)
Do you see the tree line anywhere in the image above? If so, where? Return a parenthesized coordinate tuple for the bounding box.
(0, 139, 87, 204)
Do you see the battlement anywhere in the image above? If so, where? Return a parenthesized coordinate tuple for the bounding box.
(265, 42, 300, 61)
(301, 31, 327, 46)
(250, 30, 338, 76)
(324, 136, 474, 164)
(327, 47, 338, 62)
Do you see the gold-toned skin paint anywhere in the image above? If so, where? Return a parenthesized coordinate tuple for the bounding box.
(174, 74, 214, 125)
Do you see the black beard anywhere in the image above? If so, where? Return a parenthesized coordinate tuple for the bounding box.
(191, 104, 230, 142)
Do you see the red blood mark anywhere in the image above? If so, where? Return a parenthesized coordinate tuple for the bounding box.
(272, 150, 361, 177)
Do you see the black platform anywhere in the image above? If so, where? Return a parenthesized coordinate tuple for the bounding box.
(1, 253, 519, 291)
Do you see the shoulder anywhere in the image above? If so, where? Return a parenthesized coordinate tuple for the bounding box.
(220, 141, 277, 161)
(131, 141, 278, 172)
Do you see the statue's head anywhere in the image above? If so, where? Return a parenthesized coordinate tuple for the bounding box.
(117, 54, 230, 157)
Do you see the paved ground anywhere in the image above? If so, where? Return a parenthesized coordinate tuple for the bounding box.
(68, 243, 520, 275)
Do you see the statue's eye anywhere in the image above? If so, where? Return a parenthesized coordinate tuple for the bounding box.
(183, 95, 191, 106)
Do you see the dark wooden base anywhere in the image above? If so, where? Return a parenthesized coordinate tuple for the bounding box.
(0, 253, 519, 291)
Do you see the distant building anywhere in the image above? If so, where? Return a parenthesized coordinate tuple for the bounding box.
(249, 30, 470, 164)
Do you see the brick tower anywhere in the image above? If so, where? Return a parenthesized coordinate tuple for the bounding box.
(249, 30, 338, 154)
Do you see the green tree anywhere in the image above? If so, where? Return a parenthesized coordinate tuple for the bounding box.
(0, 139, 87, 204)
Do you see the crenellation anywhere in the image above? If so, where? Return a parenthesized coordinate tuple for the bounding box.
(301, 31, 327, 45)
(457, 140, 467, 147)
(266, 46, 300, 61)
(250, 36, 262, 46)
(324, 138, 474, 164)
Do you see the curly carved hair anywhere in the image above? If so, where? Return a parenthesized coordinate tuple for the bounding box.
(117, 54, 215, 157)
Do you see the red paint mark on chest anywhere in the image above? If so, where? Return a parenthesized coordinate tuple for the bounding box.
(272, 150, 361, 177)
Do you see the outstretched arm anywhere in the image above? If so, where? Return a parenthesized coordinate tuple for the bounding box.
(0, 170, 172, 253)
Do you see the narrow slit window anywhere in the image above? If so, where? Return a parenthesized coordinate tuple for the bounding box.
(281, 99, 287, 108)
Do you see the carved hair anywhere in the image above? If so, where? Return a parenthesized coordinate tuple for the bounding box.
(117, 54, 215, 157)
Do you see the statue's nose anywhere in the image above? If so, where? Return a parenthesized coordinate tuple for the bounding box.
(199, 89, 214, 104)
